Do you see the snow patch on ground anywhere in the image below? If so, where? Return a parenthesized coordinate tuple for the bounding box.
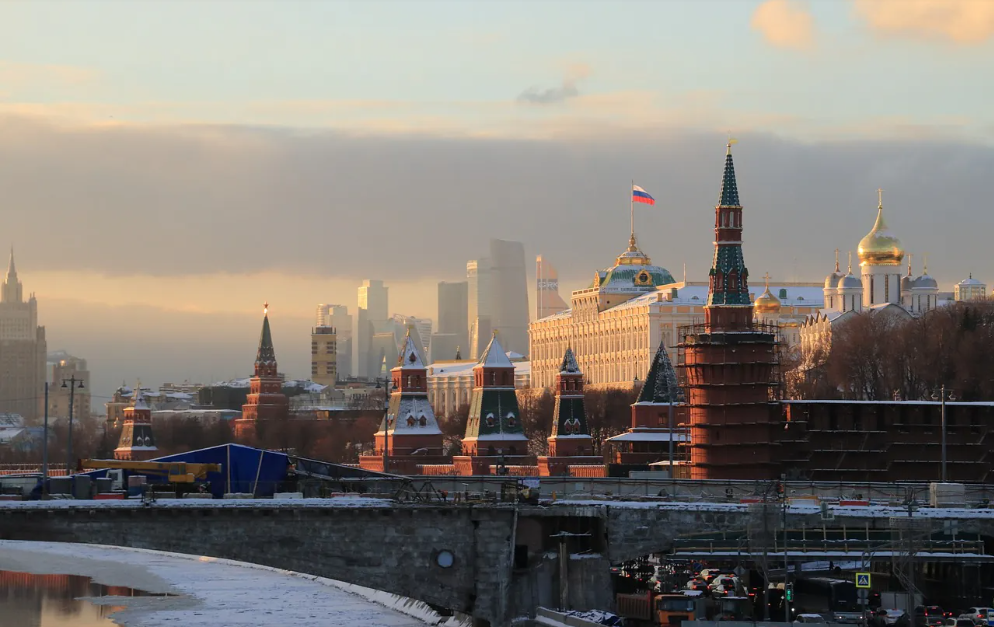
(0, 541, 468, 627)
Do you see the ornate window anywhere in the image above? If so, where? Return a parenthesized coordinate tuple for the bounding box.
(485, 413, 496, 427)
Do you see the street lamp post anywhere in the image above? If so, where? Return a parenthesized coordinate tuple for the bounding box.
(932, 386, 955, 482)
(61, 375, 85, 473)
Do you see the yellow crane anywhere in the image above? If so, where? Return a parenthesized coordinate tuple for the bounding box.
(81, 459, 221, 484)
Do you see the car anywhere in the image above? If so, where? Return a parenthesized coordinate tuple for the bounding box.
(960, 609, 994, 626)
(917, 606, 948, 627)
(881, 609, 910, 626)
(795, 614, 827, 624)
(945, 619, 977, 627)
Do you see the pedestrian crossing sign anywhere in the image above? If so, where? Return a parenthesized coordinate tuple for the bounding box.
(856, 573, 871, 589)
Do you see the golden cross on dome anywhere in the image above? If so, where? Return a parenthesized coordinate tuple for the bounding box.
(877, 188, 884, 208)
(847, 251, 853, 273)
(763, 271, 771, 288)
(834, 248, 840, 272)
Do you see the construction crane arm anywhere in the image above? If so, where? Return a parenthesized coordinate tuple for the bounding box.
(80, 459, 222, 481)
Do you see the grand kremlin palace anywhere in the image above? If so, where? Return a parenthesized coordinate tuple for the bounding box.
(528, 234, 824, 390)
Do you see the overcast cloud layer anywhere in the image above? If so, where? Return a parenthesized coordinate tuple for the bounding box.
(4, 115, 994, 407)
(3, 115, 993, 285)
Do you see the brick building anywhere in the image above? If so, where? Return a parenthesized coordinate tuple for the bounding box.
(679, 143, 781, 480)
(234, 304, 289, 441)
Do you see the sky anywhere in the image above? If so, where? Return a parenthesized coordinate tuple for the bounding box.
(1, 0, 993, 406)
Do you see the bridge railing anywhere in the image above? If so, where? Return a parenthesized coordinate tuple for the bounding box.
(400, 476, 994, 507)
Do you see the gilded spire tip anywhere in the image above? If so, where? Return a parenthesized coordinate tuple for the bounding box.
(847, 251, 853, 274)
(877, 187, 884, 209)
(834, 248, 840, 273)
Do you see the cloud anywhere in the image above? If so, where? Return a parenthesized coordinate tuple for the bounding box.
(518, 63, 592, 105)
(6, 114, 991, 399)
(751, 0, 816, 50)
(852, 0, 994, 43)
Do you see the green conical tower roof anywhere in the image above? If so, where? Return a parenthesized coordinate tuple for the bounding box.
(636, 341, 684, 404)
(256, 304, 276, 365)
(719, 143, 740, 207)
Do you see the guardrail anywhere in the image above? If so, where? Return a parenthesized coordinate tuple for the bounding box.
(398, 476, 994, 506)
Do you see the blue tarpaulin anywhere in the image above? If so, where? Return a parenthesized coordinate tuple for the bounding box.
(154, 444, 290, 498)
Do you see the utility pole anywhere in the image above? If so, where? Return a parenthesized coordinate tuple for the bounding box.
(379, 376, 391, 473)
(782, 474, 791, 622)
(62, 375, 84, 473)
(42, 382, 49, 496)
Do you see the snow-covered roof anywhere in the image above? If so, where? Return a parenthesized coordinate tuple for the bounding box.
(378, 396, 442, 436)
(393, 334, 425, 370)
(959, 277, 984, 286)
(212, 378, 252, 388)
(0, 413, 24, 428)
(428, 360, 530, 379)
(477, 334, 513, 368)
(132, 387, 150, 411)
(605, 429, 690, 443)
(0, 428, 25, 444)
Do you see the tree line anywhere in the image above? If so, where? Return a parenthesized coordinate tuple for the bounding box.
(790, 301, 994, 402)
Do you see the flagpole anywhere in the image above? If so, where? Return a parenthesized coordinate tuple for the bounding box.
(630, 179, 635, 241)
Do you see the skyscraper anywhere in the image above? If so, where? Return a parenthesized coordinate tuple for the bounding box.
(357, 280, 389, 379)
(536, 255, 568, 320)
(466, 259, 490, 359)
(466, 240, 529, 358)
(488, 239, 530, 356)
(0, 250, 46, 420)
(316, 304, 352, 380)
(437, 281, 468, 355)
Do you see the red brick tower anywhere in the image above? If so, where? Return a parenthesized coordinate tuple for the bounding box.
(679, 143, 780, 480)
(235, 303, 289, 441)
(537, 348, 601, 476)
(114, 384, 158, 461)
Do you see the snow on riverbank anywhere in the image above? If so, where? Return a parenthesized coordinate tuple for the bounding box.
(0, 540, 465, 627)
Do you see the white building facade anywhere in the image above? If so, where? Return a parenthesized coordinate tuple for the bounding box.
(528, 235, 824, 390)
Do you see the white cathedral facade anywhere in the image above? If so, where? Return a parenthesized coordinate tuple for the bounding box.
(799, 193, 940, 360)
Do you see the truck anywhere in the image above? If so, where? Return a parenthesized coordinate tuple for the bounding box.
(793, 578, 862, 623)
(615, 592, 751, 626)
(880, 592, 922, 613)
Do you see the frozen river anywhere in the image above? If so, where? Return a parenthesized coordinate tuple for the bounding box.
(0, 540, 449, 627)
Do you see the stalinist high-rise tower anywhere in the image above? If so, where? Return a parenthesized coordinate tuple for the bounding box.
(0, 249, 47, 420)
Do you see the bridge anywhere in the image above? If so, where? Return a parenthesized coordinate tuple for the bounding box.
(3, 498, 994, 626)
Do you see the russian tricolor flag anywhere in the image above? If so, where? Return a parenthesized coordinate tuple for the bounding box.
(632, 185, 655, 206)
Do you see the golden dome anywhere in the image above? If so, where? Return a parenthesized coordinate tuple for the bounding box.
(857, 199, 904, 266)
(754, 273, 781, 314)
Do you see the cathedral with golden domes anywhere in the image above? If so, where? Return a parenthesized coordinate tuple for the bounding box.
(799, 190, 939, 360)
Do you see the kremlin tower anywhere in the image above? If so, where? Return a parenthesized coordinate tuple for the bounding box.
(454, 332, 532, 475)
(679, 143, 780, 480)
(114, 385, 158, 461)
(359, 330, 446, 474)
(235, 304, 289, 441)
(537, 348, 600, 476)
